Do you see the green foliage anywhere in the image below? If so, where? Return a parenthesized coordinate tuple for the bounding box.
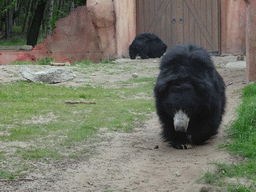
(201, 82, 256, 190)
(75, 0, 87, 6)
(35, 57, 55, 65)
(49, 5, 60, 31)
(0, 36, 26, 46)
(0, 0, 17, 14)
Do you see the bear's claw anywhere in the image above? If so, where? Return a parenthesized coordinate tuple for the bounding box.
(174, 144, 193, 149)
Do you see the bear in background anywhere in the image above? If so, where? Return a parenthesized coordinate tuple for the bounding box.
(129, 33, 167, 59)
(154, 43, 226, 149)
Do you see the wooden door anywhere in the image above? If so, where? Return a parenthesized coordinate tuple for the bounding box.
(136, 0, 220, 54)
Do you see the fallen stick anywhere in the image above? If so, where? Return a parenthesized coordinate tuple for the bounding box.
(50, 62, 70, 66)
(65, 101, 96, 104)
(0, 178, 35, 182)
(50, 62, 66, 66)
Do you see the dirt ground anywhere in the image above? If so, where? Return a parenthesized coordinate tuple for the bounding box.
(0, 56, 248, 191)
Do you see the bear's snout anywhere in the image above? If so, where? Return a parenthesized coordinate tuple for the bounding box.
(173, 109, 190, 132)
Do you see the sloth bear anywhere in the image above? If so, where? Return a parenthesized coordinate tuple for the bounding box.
(154, 43, 226, 149)
(129, 33, 167, 59)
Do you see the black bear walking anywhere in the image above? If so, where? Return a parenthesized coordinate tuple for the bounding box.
(129, 33, 167, 59)
(154, 43, 226, 149)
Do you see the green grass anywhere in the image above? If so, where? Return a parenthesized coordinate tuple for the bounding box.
(0, 35, 26, 46)
(216, 63, 223, 69)
(0, 76, 155, 179)
(200, 82, 256, 191)
(226, 83, 256, 159)
(10, 57, 55, 65)
(16, 147, 63, 160)
(100, 59, 116, 64)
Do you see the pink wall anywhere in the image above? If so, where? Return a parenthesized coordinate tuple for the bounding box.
(114, 0, 136, 57)
(221, 0, 247, 55)
(87, 0, 117, 59)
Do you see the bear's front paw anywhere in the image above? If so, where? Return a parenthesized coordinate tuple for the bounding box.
(172, 143, 193, 149)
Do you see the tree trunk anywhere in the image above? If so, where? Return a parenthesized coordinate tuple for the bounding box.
(70, 1, 74, 12)
(27, 0, 47, 47)
(22, 0, 32, 33)
(46, 0, 54, 35)
(15, 0, 22, 26)
(4, 1, 11, 40)
(8, 0, 13, 33)
(57, 0, 64, 18)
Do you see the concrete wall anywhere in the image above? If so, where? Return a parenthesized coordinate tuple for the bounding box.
(221, 0, 247, 55)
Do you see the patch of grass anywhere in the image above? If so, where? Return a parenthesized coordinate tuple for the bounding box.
(0, 62, 156, 179)
(2, 124, 48, 141)
(74, 60, 94, 67)
(216, 63, 222, 69)
(0, 170, 15, 179)
(10, 61, 34, 65)
(17, 147, 62, 160)
(122, 66, 133, 72)
(63, 124, 97, 146)
(202, 171, 221, 184)
(226, 84, 256, 159)
(0, 36, 26, 46)
(200, 82, 256, 190)
(100, 59, 116, 64)
(0, 151, 5, 160)
(0, 77, 154, 158)
(227, 184, 255, 192)
(34, 57, 55, 65)
(69, 154, 79, 159)
(120, 77, 156, 86)
(10, 57, 55, 65)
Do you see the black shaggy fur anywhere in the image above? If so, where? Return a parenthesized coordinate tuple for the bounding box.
(129, 33, 167, 59)
(154, 43, 226, 149)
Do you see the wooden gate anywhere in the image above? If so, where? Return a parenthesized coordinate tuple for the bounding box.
(136, 0, 220, 54)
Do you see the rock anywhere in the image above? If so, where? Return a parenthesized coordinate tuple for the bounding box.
(132, 73, 138, 78)
(19, 45, 33, 50)
(20, 66, 76, 84)
(175, 171, 181, 177)
(237, 55, 244, 61)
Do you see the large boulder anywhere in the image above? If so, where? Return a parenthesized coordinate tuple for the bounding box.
(20, 66, 76, 84)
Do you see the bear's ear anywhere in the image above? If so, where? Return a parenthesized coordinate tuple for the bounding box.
(194, 83, 206, 94)
(155, 73, 177, 93)
(155, 80, 168, 93)
(190, 77, 210, 94)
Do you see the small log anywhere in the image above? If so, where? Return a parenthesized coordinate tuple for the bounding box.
(0, 178, 35, 182)
(50, 62, 66, 66)
(65, 101, 96, 104)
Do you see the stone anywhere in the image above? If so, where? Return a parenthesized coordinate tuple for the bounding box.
(19, 45, 33, 50)
(175, 171, 181, 177)
(20, 66, 76, 84)
(132, 73, 138, 78)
